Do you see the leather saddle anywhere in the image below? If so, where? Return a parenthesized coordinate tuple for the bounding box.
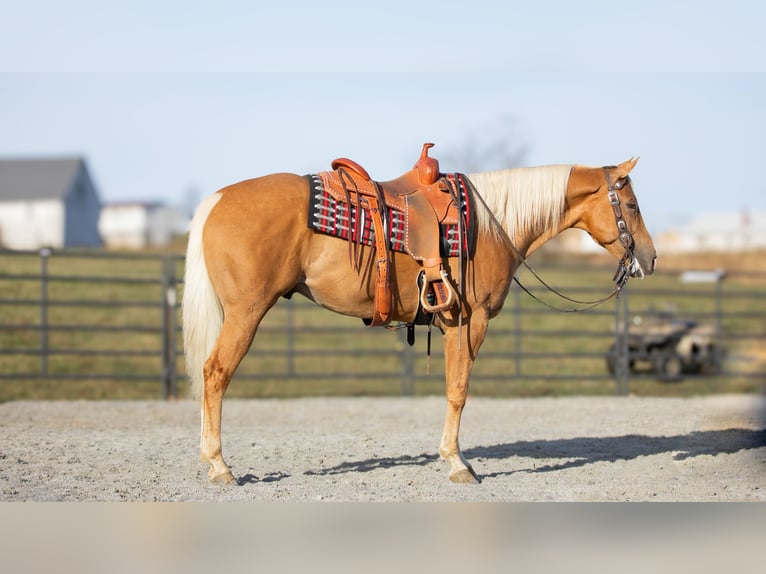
(318, 143, 462, 326)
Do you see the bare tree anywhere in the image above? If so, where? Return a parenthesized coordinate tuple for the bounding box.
(439, 116, 529, 173)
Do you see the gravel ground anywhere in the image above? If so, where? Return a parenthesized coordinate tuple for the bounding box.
(1, 394, 764, 501)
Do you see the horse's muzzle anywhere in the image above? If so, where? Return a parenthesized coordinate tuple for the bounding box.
(630, 251, 657, 278)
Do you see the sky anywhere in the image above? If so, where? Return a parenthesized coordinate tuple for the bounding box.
(1, 1, 765, 234)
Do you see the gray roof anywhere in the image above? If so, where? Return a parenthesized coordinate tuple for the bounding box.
(0, 158, 85, 201)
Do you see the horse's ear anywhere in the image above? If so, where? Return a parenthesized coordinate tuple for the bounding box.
(615, 157, 639, 179)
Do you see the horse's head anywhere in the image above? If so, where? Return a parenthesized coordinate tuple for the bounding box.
(570, 158, 656, 281)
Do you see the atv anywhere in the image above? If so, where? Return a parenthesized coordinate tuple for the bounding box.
(606, 311, 722, 381)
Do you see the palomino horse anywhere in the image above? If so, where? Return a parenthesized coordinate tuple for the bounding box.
(183, 153, 656, 484)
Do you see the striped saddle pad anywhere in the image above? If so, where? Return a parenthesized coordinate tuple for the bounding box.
(306, 172, 475, 259)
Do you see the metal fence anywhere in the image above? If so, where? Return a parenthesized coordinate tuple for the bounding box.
(0, 249, 183, 398)
(1, 249, 764, 398)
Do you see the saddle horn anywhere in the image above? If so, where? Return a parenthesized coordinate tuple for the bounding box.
(415, 143, 440, 186)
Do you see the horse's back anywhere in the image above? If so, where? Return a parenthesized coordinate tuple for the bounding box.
(214, 172, 309, 214)
(207, 172, 310, 238)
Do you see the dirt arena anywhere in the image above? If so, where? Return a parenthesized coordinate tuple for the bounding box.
(1, 394, 764, 501)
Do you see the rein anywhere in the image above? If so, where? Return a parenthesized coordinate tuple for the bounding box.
(511, 167, 636, 313)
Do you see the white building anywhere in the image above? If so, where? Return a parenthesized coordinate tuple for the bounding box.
(656, 212, 766, 253)
(99, 202, 189, 249)
(546, 212, 766, 255)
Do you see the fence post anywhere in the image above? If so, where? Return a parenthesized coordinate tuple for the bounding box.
(713, 273, 725, 373)
(614, 289, 631, 396)
(513, 283, 522, 378)
(39, 248, 51, 376)
(161, 257, 178, 399)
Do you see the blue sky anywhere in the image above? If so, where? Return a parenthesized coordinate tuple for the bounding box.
(1, 1, 765, 233)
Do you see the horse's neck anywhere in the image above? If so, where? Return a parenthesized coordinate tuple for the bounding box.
(510, 196, 586, 258)
(515, 224, 566, 258)
(469, 165, 572, 259)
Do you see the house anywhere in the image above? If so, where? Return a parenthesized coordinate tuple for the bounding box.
(0, 157, 102, 249)
(99, 202, 189, 249)
(656, 211, 766, 253)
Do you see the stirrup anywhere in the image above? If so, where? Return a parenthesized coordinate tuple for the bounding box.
(419, 269, 456, 313)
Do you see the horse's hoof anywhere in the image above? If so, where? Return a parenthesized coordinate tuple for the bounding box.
(449, 467, 481, 484)
(209, 470, 236, 485)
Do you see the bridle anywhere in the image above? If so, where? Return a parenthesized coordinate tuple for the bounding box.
(605, 166, 639, 293)
(511, 167, 638, 312)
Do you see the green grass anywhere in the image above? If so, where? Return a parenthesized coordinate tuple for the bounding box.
(1, 249, 765, 401)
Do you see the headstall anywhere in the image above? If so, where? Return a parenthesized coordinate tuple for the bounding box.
(603, 166, 637, 293)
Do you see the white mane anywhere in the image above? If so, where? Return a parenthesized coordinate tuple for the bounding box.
(467, 165, 573, 242)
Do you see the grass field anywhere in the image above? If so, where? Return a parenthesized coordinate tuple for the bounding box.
(1, 248, 764, 401)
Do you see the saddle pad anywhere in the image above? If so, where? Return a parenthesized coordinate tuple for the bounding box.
(306, 173, 474, 258)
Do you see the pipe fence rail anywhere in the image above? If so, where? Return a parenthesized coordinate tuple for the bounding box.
(1, 249, 764, 398)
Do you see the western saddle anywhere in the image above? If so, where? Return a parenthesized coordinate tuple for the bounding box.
(317, 143, 465, 326)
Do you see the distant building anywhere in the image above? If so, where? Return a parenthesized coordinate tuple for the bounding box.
(99, 202, 189, 249)
(544, 212, 766, 255)
(656, 211, 766, 253)
(0, 157, 103, 249)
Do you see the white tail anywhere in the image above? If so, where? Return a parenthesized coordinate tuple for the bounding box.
(183, 193, 223, 400)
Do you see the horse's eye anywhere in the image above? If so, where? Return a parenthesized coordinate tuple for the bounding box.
(626, 200, 638, 211)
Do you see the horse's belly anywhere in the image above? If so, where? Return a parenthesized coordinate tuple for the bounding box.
(291, 280, 373, 317)
(301, 237, 423, 322)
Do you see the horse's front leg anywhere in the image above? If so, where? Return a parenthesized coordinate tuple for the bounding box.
(438, 312, 488, 483)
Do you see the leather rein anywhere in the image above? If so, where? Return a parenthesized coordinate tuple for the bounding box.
(511, 167, 637, 312)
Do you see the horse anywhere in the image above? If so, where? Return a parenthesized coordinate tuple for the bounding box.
(182, 151, 656, 485)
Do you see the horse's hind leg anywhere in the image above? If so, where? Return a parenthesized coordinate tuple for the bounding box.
(200, 304, 263, 484)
